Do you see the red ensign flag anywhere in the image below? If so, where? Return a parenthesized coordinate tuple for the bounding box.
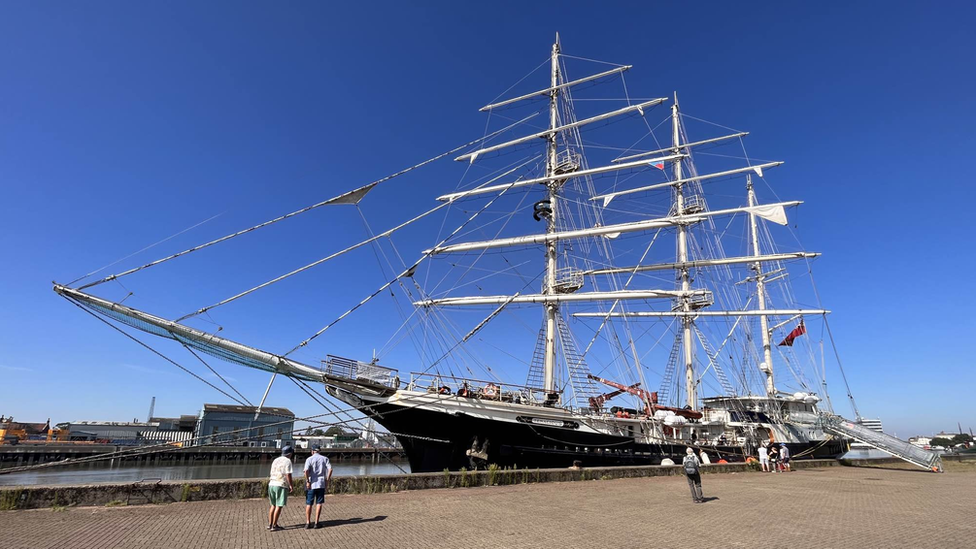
(778, 323, 807, 346)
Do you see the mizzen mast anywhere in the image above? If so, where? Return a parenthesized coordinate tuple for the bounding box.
(542, 34, 561, 394)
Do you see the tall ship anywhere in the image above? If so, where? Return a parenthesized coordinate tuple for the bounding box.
(54, 36, 941, 473)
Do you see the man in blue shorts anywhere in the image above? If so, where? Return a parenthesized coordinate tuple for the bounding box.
(303, 445, 333, 529)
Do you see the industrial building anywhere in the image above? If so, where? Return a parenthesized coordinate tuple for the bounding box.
(64, 421, 159, 444)
(194, 404, 294, 447)
(0, 417, 65, 444)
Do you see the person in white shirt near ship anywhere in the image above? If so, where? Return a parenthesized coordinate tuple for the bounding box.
(267, 446, 295, 531)
(758, 444, 770, 472)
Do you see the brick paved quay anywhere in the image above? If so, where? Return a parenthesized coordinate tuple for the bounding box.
(5, 466, 975, 549)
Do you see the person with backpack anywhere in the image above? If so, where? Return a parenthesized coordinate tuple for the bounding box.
(682, 447, 704, 503)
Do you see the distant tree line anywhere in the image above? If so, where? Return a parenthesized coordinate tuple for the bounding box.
(303, 426, 347, 437)
(930, 433, 973, 448)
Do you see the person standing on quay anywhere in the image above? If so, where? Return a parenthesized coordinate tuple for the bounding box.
(267, 446, 295, 531)
(303, 445, 333, 529)
(780, 443, 791, 472)
(682, 447, 704, 503)
(758, 444, 770, 472)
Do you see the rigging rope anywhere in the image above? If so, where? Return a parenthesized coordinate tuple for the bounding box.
(75, 115, 538, 292)
(0, 394, 448, 476)
(66, 296, 252, 407)
(181, 343, 254, 406)
(66, 213, 224, 286)
(286, 376, 407, 474)
(283, 164, 535, 357)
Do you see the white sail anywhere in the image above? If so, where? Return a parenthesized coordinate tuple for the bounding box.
(415, 289, 708, 308)
(455, 98, 667, 163)
(583, 252, 819, 276)
(436, 154, 684, 202)
(480, 65, 632, 111)
(573, 309, 829, 318)
(427, 201, 799, 255)
(594, 161, 784, 205)
(612, 132, 749, 163)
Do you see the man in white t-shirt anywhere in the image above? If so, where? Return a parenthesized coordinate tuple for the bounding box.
(267, 446, 294, 531)
(758, 445, 769, 472)
(303, 445, 333, 529)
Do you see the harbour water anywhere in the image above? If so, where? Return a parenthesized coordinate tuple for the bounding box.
(0, 449, 894, 487)
(0, 460, 410, 487)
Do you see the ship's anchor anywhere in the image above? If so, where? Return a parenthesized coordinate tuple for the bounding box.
(465, 435, 490, 469)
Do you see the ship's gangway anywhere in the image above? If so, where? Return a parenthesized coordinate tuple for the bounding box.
(819, 413, 943, 472)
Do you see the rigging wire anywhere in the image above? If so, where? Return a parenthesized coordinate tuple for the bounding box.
(66, 212, 224, 286)
(75, 115, 538, 292)
(181, 343, 254, 407)
(559, 53, 628, 67)
(284, 164, 537, 357)
(285, 376, 408, 474)
(65, 296, 254, 407)
(0, 392, 447, 476)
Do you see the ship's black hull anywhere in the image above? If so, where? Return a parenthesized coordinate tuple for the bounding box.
(358, 400, 848, 473)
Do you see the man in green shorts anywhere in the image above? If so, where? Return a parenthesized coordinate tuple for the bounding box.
(267, 446, 294, 531)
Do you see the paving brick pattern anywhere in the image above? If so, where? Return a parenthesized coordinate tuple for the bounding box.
(5, 467, 974, 548)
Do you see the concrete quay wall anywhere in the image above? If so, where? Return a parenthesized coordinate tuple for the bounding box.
(1, 458, 843, 510)
(3, 455, 971, 511)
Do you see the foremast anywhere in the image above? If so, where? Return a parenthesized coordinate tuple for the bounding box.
(747, 175, 776, 396)
(542, 35, 561, 394)
(671, 96, 696, 409)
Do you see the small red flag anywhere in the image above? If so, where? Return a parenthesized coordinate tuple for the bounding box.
(652, 162, 665, 170)
(778, 323, 807, 347)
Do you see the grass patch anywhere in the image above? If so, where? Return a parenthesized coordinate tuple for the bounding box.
(486, 463, 500, 486)
(105, 500, 126, 507)
(180, 483, 205, 502)
(0, 489, 24, 511)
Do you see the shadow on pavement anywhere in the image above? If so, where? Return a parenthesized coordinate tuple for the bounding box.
(700, 497, 720, 503)
(319, 516, 388, 528)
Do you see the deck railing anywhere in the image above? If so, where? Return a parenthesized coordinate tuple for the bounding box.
(321, 355, 399, 388)
(405, 372, 563, 408)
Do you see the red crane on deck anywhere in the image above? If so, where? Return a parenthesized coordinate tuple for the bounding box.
(587, 374, 702, 419)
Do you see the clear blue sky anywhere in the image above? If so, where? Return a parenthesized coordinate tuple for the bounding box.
(1, 2, 973, 437)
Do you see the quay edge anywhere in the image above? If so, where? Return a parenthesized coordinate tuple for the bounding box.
(3, 456, 972, 511)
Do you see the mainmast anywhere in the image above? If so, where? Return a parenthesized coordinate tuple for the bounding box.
(672, 94, 696, 409)
(542, 34, 561, 393)
(747, 175, 775, 395)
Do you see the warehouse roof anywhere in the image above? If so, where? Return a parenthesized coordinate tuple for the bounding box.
(202, 404, 294, 417)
